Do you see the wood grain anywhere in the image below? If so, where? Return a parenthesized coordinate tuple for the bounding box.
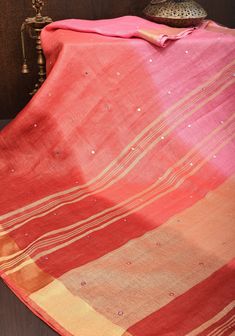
(0, 279, 58, 336)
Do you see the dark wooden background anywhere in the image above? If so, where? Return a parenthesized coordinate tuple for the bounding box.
(0, 0, 234, 119)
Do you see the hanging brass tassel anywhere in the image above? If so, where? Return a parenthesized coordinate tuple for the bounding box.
(20, 1, 52, 95)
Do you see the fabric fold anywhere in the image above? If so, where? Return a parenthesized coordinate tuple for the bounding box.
(1, 15, 235, 336)
(43, 15, 196, 47)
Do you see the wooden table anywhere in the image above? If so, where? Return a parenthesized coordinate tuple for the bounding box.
(0, 279, 58, 336)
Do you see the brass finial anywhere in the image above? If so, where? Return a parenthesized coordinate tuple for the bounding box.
(20, 1, 52, 94)
(32, 0, 45, 20)
(21, 60, 30, 74)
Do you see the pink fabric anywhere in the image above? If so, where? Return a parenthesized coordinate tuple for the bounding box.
(0, 16, 235, 336)
(202, 20, 235, 36)
(44, 15, 196, 47)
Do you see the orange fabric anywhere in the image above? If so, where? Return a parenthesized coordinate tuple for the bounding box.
(0, 16, 235, 336)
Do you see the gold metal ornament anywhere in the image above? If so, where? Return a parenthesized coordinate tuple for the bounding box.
(21, 0, 52, 95)
(32, 0, 45, 17)
(143, 0, 207, 28)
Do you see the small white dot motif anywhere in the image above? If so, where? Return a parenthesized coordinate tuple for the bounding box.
(91, 150, 96, 155)
(169, 292, 175, 297)
(33, 123, 38, 128)
(213, 155, 217, 159)
(137, 107, 141, 112)
(131, 147, 135, 151)
(188, 124, 192, 128)
(116, 72, 121, 76)
(11, 169, 15, 173)
(149, 59, 153, 63)
(185, 50, 189, 54)
(48, 93, 52, 97)
(126, 261, 132, 265)
(189, 162, 193, 166)
(53, 213, 57, 216)
(75, 181, 79, 184)
(220, 120, 224, 124)
(44, 256, 49, 260)
(167, 91, 171, 95)
(161, 136, 165, 140)
(24, 233, 29, 236)
(123, 218, 127, 222)
(118, 311, 124, 316)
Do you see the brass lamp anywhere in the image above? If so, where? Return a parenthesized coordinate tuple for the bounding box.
(143, 0, 207, 27)
(21, 0, 52, 95)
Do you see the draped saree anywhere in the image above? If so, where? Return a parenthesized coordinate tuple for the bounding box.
(0, 16, 235, 336)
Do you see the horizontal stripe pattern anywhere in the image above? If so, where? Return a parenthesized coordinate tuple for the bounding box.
(1, 18, 235, 336)
(188, 304, 235, 336)
(0, 61, 234, 236)
(127, 260, 235, 335)
(1, 110, 234, 274)
(59, 179, 235, 331)
(207, 316, 235, 336)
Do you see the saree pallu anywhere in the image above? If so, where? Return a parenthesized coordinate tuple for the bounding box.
(0, 16, 235, 336)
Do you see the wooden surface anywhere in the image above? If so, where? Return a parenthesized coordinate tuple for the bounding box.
(0, 0, 234, 119)
(0, 279, 58, 336)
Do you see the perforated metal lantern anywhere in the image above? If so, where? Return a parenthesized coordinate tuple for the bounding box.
(143, 0, 207, 28)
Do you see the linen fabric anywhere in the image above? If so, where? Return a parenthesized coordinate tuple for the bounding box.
(0, 16, 235, 336)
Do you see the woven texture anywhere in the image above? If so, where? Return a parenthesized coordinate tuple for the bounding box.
(0, 16, 235, 336)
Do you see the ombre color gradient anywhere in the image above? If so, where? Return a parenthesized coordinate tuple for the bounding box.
(0, 16, 235, 336)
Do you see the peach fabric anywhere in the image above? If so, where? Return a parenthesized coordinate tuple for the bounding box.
(0, 16, 235, 336)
